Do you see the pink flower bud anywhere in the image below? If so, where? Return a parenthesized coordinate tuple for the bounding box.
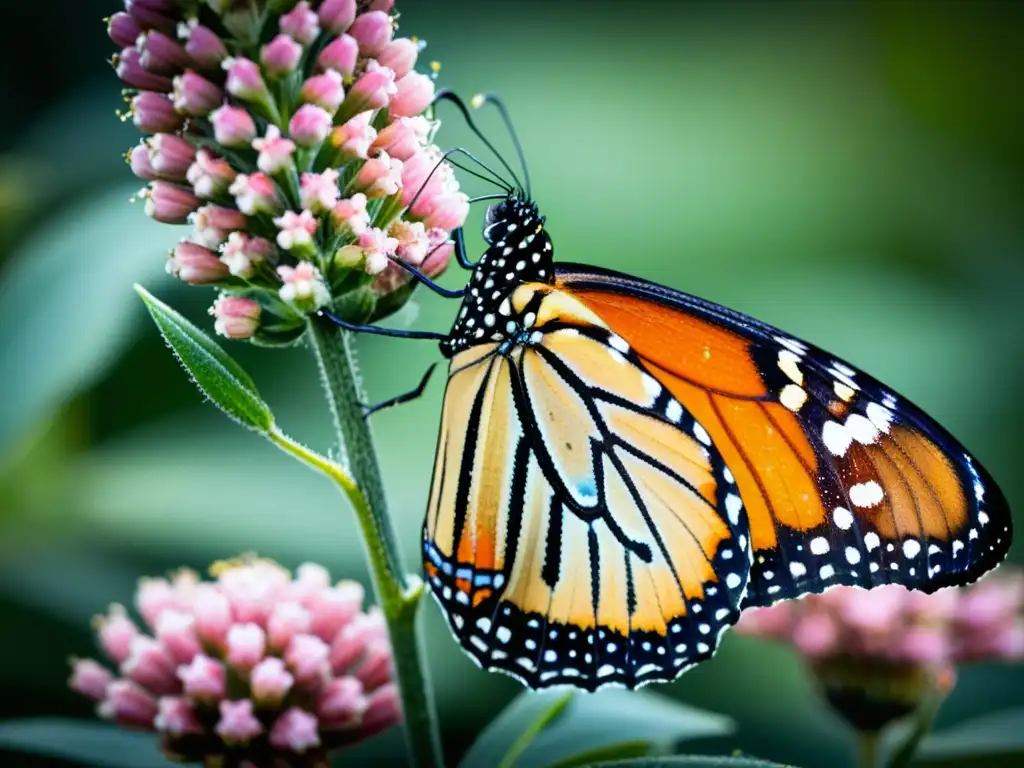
(331, 193, 370, 236)
(378, 38, 419, 79)
(277, 262, 331, 309)
(154, 696, 202, 736)
(330, 609, 387, 673)
(349, 11, 392, 57)
(218, 559, 291, 624)
(210, 105, 257, 148)
(99, 680, 158, 728)
(357, 228, 399, 275)
(131, 91, 184, 133)
(371, 118, 420, 161)
(280, 1, 320, 45)
(69, 658, 113, 701)
(317, 677, 366, 728)
(129, 144, 159, 181)
(792, 613, 838, 658)
(897, 626, 950, 665)
(166, 241, 229, 284)
(177, 654, 226, 702)
(357, 640, 394, 690)
(299, 169, 341, 213)
(389, 219, 429, 266)
(390, 71, 435, 118)
(154, 610, 201, 664)
(250, 657, 295, 706)
(115, 47, 173, 92)
(172, 70, 223, 116)
(267, 602, 313, 651)
(290, 563, 332, 603)
(370, 0, 396, 11)
(423, 192, 470, 231)
(422, 228, 454, 278)
(301, 70, 345, 113)
(226, 623, 266, 671)
(356, 151, 403, 199)
(252, 125, 296, 174)
(229, 172, 281, 215)
(177, 21, 227, 69)
(108, 12, 142, 48)
(332, 112, 377, 160)
(400, 149, 442, 208)
(318, 0, 357, 35)
(187, 149, 237, 199)
(215, 699, 263, 745)
(190, 204, 247, 248)
(148, 133, 196, 179)
(125, 0, 175, 34)
(94, 605, 140, 665)
(121, 636, 179, 695)
(261, 34, 303, 78)
(223, 57, 269, 102)
(136, 577, 177, 629)
(220, 233, 276, 278)
(145, 181, 200, 224)
(309, 581, 364, 642)
(137, 30, 190, 74)
(361, 683, 402, 738)
(285, 633, 331, 686)
(344, 62, 396, 114)
(190, 585, 232, 649)
(318, 34, 358, 78)
(270, 708, 320, 753)
(289, 104, 332, 147)
(274, 209, 319, 252)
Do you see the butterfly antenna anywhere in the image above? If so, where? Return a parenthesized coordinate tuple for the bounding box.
(407, 147, 507, 214)
(472, 92, 531, 200)
(447, 158, 511, 192)
(434, 89, 524, 195)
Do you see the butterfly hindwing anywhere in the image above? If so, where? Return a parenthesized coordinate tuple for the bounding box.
(555, 263, 1012, 608)
(423, 291, 751, 690)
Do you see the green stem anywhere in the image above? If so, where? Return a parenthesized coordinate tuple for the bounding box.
(305, 318, 444, 768)
(858, 731, 879, 768)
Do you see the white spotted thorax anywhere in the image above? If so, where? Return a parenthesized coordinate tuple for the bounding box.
(441, 196, 554, 357)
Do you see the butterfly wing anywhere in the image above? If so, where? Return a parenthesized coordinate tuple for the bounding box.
(555, 263, 1012, 608)
(423, 303, 751, 691)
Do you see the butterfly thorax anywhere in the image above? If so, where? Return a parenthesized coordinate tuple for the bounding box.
(441, 196, 555, 357)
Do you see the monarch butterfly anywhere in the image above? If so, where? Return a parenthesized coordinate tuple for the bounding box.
(322, 93, 1013, 691)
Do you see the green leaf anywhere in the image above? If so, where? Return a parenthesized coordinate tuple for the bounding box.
(911, 708, 1024, 767)
(495, 691, 574, 768)
(0, 718, 174, 768)
(459, 689, 734, 768)
(542, 741, 655, 768)
(135, 285, 273, 432)
(575, 758, 797, 768)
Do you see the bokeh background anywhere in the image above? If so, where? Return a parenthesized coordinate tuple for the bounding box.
(2, 1, 1023, 766)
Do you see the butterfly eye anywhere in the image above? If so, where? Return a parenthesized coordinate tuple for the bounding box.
(485, 201, 508, 226)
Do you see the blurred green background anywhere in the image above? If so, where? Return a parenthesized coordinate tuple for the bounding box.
(1, 1, 1023, 766)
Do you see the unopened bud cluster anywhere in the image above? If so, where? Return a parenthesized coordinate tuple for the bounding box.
(112, 0, 468, 343)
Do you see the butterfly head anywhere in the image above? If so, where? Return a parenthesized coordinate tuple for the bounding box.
(441, 194, 555, 357)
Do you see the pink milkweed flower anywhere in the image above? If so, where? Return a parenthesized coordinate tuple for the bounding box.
(372, 115, 431, 162)
(318, 34, 359, 78)
(355, 150, 403, 199)
(189, 204, 247, 249)
(210, 296, 262, 339)
(300, 169, 342, 213)
(261, 33, 303, 78)
(389, 219, 429, 267)
(349, 10, 393, 57)
(278, 262, 331, 309)
(172, 70, 223, 117)
(177, 20, 227, 69)
(280, 1, 320, 45)
(357, 227, 399, 275)
(290, 104, 333, 147)
(148, 133, 196, 180)
(129, 144, 160, 181)
(186, 148, 236, 199)
(301, 70, 346, 114)
(342, 61, 397, 117)
(230, 172, 281, 216)
(166, 241, 230, 284)
(318, 0, 357, 35)
(130, 91, 183, 133)
(144, 181, 201, 224)
(273, 209, 319, 253)
(137, 29, 190, 74)
(331, 193, 370, 237)
(219, 232, 276, 279)
(108, 12, 142, 48)
(390, 71, 435, 118)
(223, 56, 269, 102)
(422, 191, 470, 231)
(332, 111, 377, 160)
(253, 125, 296, 175)
(378, 37, 420, 79)
(209, 104, 257, 148)
(115, 47, 173, 92)
(70, 558, 400, 764)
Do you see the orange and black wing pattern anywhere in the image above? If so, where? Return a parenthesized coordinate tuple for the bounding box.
(556, 263, 1012, 609)
(423, 285, 751, 690)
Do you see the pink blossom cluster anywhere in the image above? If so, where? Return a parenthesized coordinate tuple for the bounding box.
(69, 558, 399, 765)
(111, 0, 468, 343)
(738, 570, 1024, 668)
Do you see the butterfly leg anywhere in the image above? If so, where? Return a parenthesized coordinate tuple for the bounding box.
(385, 256, 465, 298)
(453, 227, 476, 269)
(315, 309, 448, 342)
(359, 363, 438, 419)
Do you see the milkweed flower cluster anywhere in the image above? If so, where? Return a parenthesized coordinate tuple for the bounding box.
(737, 571, 1024, 731)
(111, 0, 468, 344)
(69, 558, 399, 766)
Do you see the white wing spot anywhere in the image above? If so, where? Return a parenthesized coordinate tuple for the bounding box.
(496, 627, 512, 644)
(833, 507, 854, 530)
(726, 572, 742, 589)
(725, 494, 743, 526)
(865, 402, 893, 434)
(834, 381, 856, 402)
(608, 335, 629, 353)
(694, 423, 712, 447)
(822, 421, 852, 457)
(789, 561, 807, 577)
(850, 481, 884, 508)
(780, 384, 807, 412)
(846, 413, 880, 445)
(810, 537, 830, 555)
(666, 400, 683, 423)
(845, 546, 861, 565)
(777, 349, 804, 385)
(820, 564, 835, 579)
(903, 539, 921, 559)
(864, 532, 880, 551)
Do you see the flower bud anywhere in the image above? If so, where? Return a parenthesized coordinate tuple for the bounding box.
(148, 133, 196, 179)
(94, 605, 140, 665)
(190, 204, 248, 248)
(318, 0, 356, 35)
(317, 677, 365, 728)
(166, 241, 230, 284)
(343, 62, 396, 115)
(210, 104, 257, 147)
(145, 181, 201, 224)
(226, 623, 267, 671)
(177, 21, 227, 69)
(129, 144, 159, 180)
(349, 11, 392, 57)
(261, 34, 303, 78)
(253, 125, 296, 175)
(172, 70, 223, 116)
(422, 228, 454, 278)
(131, 91, 184, 133)
(223, 56, 269, 102)
(192, 585, 232, 649)
(390, 71, 434, 118)
(355, 228, 398, 275)
(121, 636, 179, 695)
(270, 708, 320, 753)
(390, 219, 429, 266)
(378, 38, 419, 79)
(154, 610, 202, 664)
(155, 697, 202, 736)
(301, 70, 345, 113)
(371, 116, 426, 161)
(177, 654, 227, 702)
(370, 0, 396, 11)
(300, 169, 341, 213)
(362, 683, 401, 739)
(331, 193, 370, 236)
(317, 34, 358, 78)
(216, 700, 263, 745)
(211, 296, 262, 339)
(356, 151, 403, 199)
(69, 658, 113, 701)
(289, 104, 332, 147)
(137, 30, 190, 74)
(332, 112, 377, 160)
(125, 0, 175, 34)
(99, 680, 158, 728)
(423, 192, 470, 231)
(220, 233, 276, 278)
(115, 47, 173, 92)
(308, 581, 364, 642)
(251, 657, 295, 706)
(280, 1, 320, 45)
(274, 209, 319, 253)
(278, 262, 331, 310)
(108, 12, 142, 48)
(187, 149, 237, 199)
(229, 172, 281, 215)
(285, 633, 331, 686)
